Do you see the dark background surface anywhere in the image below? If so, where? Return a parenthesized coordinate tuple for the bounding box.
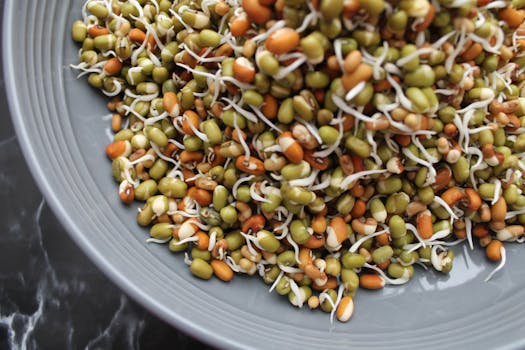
(0, 2, 213, 349)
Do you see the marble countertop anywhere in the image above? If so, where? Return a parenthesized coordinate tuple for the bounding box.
(0, 4, 212, 349)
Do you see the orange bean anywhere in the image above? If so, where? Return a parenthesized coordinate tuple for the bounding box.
(105, 140, 131, 159)
(416, 210, 433, 240)
(195, 231, 210, 250)
(336, 296, 354, 322)
(304, 263, 326, 280)
(343, 0, 360, 17)
(394, 134, 411, 147)
(303, 150, 329, 170)
(444, 123, 458, 137)
(312, 276, 338, 291)
(350, 199, 366, 218)
(414, 4, 435, 32)
(147, 35, 156, 51)
(187, 187, 212, 206)
(327, 216, 348, 248)
(454, 227, 466, 239)
(235, 155, 266, 175)
(376, 260, 390, 270)
(229, 16, 251, 37)
(163, 92, 180, 117)
(182, 110, 201, 135)
(111, 114, 122, 132)
(464, 188, 482, 211)
(119, 181, 134, 204)
(129, 28, 146, 43)
(213, 44, 232, 59)
(88, 25, 110, 38)
(473, 224, 489, 238)
(461, 42, 483, 61)
(441, 187, 465, 207)
(211, 260, 234, 282)
(375, 232, 390, 246)
(342, 113, 355, 131)
(359, 274, 385, 289)
(432, 167, 453, 192)
(491, 197, 507, 222)
(312, 215, 327, 234)
(179, 150, 204, 163)
(214, 0, 230, 16)
(233, 57, 256, 83)
(241, 214, 266, 233)
(365, 115, 390, 131)
(341, 63, 373, 91)
(350, 183, 365, 197)
(103, 57, 123, 75)
(210, 145, 226, 167)
(242, 0, 272, 24)
(374, 76, 396, 92)
(343, 50, 362, 73)
(507, 114, 520, 131)
(499, 8, 525, 29)
(486, 240, 503, 262)
(298, 247, 313, 266)
(277, 131, 304, 164)
(261, 94, 278, 119)
(303, 234, 326, 249)
(265, 28, 300, 54)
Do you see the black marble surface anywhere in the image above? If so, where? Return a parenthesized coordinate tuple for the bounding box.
(0, 3, 213, 349)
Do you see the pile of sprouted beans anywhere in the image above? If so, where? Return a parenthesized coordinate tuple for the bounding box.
(71, 0, 525, 322)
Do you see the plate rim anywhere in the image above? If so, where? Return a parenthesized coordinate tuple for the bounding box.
(3, 1, 525, 349)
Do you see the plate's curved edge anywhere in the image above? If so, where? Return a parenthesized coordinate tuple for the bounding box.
(4, 1, 525, 349)
(1, 2, 246, 349)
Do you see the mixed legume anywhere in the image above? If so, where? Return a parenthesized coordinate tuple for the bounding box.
(72, 0, 525, 323)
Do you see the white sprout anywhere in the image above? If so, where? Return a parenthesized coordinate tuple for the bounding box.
(313, 114, 344, 158)
(145, 237, 171, 244)
(465, 218, 473, 250)
(249, 182, 272, 203)
(433, 196, 459, 220)
(288, 169, 320, 188)
(233, 116, 250, 159)
(225, 256, 241, 273)
(340, 169, 389, 189)
(273, 55, 307, 80)
(183, 252, 192, 266)
(252, 20, 287, 42)
(250, 106, 283, 133)
(345, 81, 367, 101)
(309, 175, 332, 191)
(278, 264, 303, 274)
(288, 279, 304, 308)
(222, 97, 258, 122)
(150, 142, 180, 166)
(348, 230, 389, 253)
(364, 263, 410, 285)
(232, 175, 255, 199)
(484, 247, 506, 282)
(492, 179, 502, 205)
(286, 234, 302, 265)
(445, 29, 467, 72)
(405, 223, 426, 249)
(268, 270, 285, 293)
(402, 148, 437, 181)
(396, 47, 433, 67)
(331, 95, 375, 122)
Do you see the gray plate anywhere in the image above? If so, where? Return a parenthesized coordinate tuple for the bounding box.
(4, 1, 525, 349)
